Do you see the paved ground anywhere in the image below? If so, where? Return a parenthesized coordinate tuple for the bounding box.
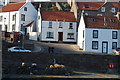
(2, 40, 119, 79)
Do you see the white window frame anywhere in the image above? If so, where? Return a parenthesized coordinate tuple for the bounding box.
(69, 23, 73, 29)
(46, 32, 54, 38)
(0, 16, 3, 22)
(21, 14, 25, 21)
(67, 33, 74, 39)
(101, 7, 105, 12)
(49, 21, 52, 28)
(111, 8, 116, 13)
(59, 22, 62, 28)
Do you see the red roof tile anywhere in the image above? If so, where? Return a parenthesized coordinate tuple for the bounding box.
(112, 3, 120, 11)
(41, 11, 77, 22)
(84, 15, 120, 29)
(1, 2, 26, 12)
(77, 2, 105, 10)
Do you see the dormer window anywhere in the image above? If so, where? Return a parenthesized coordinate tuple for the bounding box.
(101, 7, 105, 12)
(111, 8, 116, 13)
(92, 18, 96, 22)
(24, 7, 27, 11)
(84, 4, 89, 8)
(110, 19, 115, 23)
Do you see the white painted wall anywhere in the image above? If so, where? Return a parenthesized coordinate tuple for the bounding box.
(40, 21, 77, 42)
(84, 28, 119, 54)
(29, 32, 37, 40)
(0, 2, 37, 33)
(77, 15, 85, 49)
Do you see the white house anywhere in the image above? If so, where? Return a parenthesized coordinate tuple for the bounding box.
(0, 1, 37, 33)
(38, 11, 77, 42)
(78, 14, 120, 54)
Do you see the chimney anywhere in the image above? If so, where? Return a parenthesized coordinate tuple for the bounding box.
(26, 0, 31, 3)
(5, 0, 9, 6)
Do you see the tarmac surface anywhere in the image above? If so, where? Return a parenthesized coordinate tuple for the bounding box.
(2, 40, 120, 79)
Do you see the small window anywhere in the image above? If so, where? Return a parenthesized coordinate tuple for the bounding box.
(59, 22, 62, 28)
(21, 14, 25, 21)
(112, 31, 117, 39)
(93, 30, 98, 38)
(49, 22, 52, 28)
(69, 23, 73, 29)
(101, 7, 105, 12)
(24, 7, 27, 11)
(92, 41, 98, 49)
(92, 18, 96, 22)
(111, 8, 116, 13)
(12, 15, 16, 21)
(0, 16, 3, 22)
(12, 24, 15, 31)
(112, 42, 117, 49)
(67, 33, 74, 39)
(83, 30, 84, 38)
(46, 32, 54, 38)
(21, 24, 24, 31)
(0, 25, 2, 31)
(84, 4, 89, 8)
(110, 19, 115, 23)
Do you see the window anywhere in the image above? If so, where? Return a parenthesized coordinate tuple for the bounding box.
(21, 14, 25, 21)
(24, 7, 27, 11)
(0, 16, 3, 22)
(93, 30, 98, 38)
(112, 31, 117, 39)
(46, 32, 54, 38)
(84, 4, 89, 8)
(12, 24, 15, 31)
(21, 24, 24, 31)
(0, 25, 2, 31)
(69, 23, 73, 29)
(112, 42, 117, 49)
(49, 22, 52, 28)
(12, 15, 16, 21)
(67, 33, 74, 39)
(110, 19, 115, 23)
(92, 41, 98, 49)
(83, 30, 84, 38)
(59, 22, 62, 28)
(101, 7, 105, 12)
(92, 18, 96, 22)
(111, 8, 116, 13)
(5, 25, 7, 32)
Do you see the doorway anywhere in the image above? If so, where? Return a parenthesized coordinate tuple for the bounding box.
(58, 32, 63, 42)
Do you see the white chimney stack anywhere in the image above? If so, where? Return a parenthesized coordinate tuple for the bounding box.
(5, 0, 9, 6)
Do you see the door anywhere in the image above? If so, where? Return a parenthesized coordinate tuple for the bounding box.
(102, 42, 108, 53)
(58, 32, 63, 41)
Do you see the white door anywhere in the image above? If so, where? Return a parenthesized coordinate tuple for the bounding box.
(102, 42, 108, 53)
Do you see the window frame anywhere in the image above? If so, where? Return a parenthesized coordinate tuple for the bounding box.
(69, 23, 73, 29)
(112, 42, 117, 49)
(46, 32, 54, 38)
(67, 33, 74, 39)
(112, 31, 117, 39)
(111, 7, 116, 13)
(101, 7, 105, 12)
(59, 22, 62, 28)
(93, 30, 98, 38)
(21, 14, 25, 21)
(92, 41, 98, 50)
(0, 16, 3, 22)
(24, 7, 27, 11)
(84, 4, 89, 8)
(48, 21, 52, 28)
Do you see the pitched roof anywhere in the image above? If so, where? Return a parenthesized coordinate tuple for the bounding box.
(112, 3, 120, 11)
(1, 2, 26, 12)
(84, 15, 120, 29)
(77, 2, 105, 10)
(41, 11, 77, 22)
